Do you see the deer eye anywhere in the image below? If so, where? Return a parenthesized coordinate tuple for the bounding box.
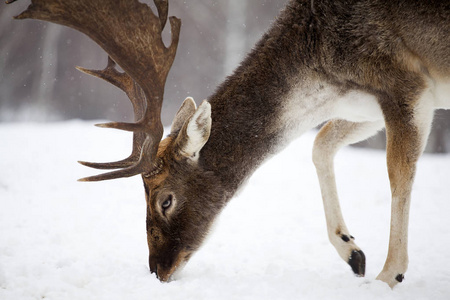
(161, 195, 173, 210)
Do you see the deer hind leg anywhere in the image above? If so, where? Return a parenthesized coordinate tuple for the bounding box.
(313, 119, 384, 276)
(376, 93, 434, 288)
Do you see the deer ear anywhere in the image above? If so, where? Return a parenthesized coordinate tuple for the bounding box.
(175, 100, 211, 161)
(171, 97, 197, 133)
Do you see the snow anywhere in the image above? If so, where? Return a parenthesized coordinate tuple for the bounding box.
(1, 121, 450, 300)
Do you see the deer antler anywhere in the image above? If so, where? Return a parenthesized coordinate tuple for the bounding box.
(8, 0, 181, 181)
(76, 57, 146, 171)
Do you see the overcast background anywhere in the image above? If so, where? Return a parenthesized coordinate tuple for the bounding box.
(1, 0, 449, 152)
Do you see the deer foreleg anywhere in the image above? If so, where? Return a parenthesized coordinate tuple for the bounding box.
(313, 119, 384, 276)
(376, 93, 434, 288)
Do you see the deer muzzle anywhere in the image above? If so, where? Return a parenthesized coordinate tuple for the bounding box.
(149, 249, 193, 282)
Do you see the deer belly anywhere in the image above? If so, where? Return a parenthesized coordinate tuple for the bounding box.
(333, 90, 384, 123)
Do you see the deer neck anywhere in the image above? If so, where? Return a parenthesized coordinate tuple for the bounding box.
(200, 2, 329, 196)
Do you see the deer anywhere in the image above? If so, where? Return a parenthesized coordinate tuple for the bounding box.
(7, 0, 450, 288)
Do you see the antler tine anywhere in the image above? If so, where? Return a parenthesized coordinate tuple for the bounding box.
(79, 136, 161, 182)
(78, 161, 145, 182)
(76, 57, 146, 170)
(76, 57, 146, 121)
(154, 0, 169, 30)
(8, 0, 182, 180)
(76, 57, 132, 94)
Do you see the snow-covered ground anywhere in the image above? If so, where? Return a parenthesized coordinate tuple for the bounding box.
(1, 121, 449, 300)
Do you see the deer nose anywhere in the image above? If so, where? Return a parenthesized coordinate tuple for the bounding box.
(149, 257, 172, 282)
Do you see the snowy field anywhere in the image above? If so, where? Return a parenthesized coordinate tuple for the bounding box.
(1, 121, 450, 300)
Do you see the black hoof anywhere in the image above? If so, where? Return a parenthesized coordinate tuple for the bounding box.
(348, 250, 366, 276)
(395, 274, 404, 283)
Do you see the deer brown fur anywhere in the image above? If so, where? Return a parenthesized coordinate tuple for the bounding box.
(8, 0, 450, 288)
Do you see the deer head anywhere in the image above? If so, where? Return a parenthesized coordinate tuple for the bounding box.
(7, 0, 221, 281)
(143, 97, 227, 281)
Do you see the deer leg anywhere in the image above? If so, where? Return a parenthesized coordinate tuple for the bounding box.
(313, 119, 384, 276)
(376, 96, 434, 288)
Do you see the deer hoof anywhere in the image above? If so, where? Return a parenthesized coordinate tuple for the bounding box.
(376, 270, 405, 288)
(348, 250, 366, 276)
